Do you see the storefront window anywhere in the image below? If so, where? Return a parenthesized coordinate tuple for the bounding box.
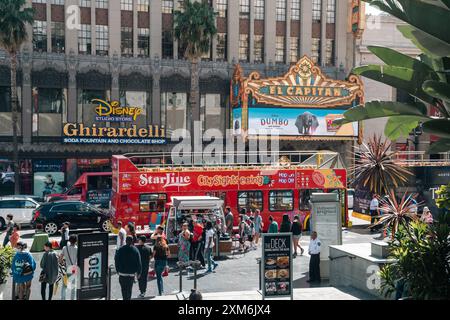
(33, 160, 66, 199)
(269, 190, 293, 211)
(77, 89, 110, 126)
(275, 36, 285, 64)
(33, 20, 47, 53)
(119, 90, 150, 128)
(216, 33, 227, 61)
(51, 22, 65, 53)
(139, 193, 167, 212)
(217, 0, 227, 18)
(238, 191, 263, 213)
(312, 0, 322, 23)
(137, 28, 150, 57)
(200, 94, 225, 134)
(32, 87, 67, 137)
(161, 92, 187, 135)
(0, 86, 22, 136)
(121, 27, 133, 57)
(254, 35, 264, 63)
(162, 30, 174, 59)
(239, 34, 249, 62)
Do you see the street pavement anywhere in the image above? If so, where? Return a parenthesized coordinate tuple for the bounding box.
(0, 224, 381, 300)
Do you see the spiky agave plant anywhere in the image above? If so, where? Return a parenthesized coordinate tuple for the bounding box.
(372, 190, 420, 240)
(350, 135, 412, 195)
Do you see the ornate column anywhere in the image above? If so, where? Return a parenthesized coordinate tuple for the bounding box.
(152, 56, 161, 126)
(66, 49, 78, 123)
(21, 48, 32, 144)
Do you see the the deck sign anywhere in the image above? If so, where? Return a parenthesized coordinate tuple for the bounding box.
(261, 233, 293, 300)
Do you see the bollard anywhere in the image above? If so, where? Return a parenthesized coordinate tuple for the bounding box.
(11, 280, 16, 300)
(191, 260, 201, 290)
(177, 262, 184, 293)
(256, 258, 262, 291)
(106, 265, 113, 300)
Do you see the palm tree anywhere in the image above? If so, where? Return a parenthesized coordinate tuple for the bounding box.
(174, 0, 217, 143)
(0, 0, 34, 194)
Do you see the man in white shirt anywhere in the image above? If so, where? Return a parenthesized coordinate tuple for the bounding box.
(307, 231, 321, 283)
(204, 221, 218, 273)
(116, 221, 127, 251)
(369, 194, 380, 231)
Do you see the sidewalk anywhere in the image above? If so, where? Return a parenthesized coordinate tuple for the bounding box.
(154, 286, 378, 300)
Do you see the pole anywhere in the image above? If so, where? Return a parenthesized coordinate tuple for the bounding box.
(177, 262, 184, 293)
(256, 258, 261, 290)
(106, 265, 112, 300)
(11, 280, 16, 300)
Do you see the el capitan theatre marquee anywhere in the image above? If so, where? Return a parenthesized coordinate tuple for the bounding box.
(231, 56, 364, 142)
(62, 99, 167, 145)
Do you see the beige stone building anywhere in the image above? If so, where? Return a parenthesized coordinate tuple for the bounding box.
(0, 0, 359, 194)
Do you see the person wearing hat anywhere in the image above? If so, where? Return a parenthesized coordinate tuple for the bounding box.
(136, 235, 152, 298)
(11, 241, 36, 300)
(420, 207, 433, 224)
(40, 241, 59, 300)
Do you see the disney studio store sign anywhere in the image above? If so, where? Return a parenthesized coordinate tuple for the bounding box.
(62, 99, 166, 145)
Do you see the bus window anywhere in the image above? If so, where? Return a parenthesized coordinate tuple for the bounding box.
(269, 190, 293, 211)
(139, 193, 167, 212)
(238, 191, 263, 213)
(299, 189, 322, 211)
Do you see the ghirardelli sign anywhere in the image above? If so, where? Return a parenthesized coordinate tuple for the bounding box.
(139, 173, 191, 188)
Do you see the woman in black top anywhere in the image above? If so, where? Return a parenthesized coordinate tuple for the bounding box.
(279, 214, 292, 233)
(291, 215, 304, 258)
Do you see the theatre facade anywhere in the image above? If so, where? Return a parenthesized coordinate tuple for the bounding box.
(231, 56, 364, 160)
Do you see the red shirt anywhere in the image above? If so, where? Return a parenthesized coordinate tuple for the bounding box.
(193, 224, 203, 242)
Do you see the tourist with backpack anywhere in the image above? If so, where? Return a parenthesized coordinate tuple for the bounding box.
(11, 241, 36, 300)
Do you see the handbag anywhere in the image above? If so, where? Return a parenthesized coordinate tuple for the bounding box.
(21, 262, 33, 276)
(162, 267, 169, 277)
(39, 271, 47, 283)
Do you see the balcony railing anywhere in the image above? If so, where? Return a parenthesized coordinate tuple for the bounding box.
(394, 151, 450, 167)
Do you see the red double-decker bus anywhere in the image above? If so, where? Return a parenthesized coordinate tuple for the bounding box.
(110, 152, 348, 233)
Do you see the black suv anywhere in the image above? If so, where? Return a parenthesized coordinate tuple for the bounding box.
(31, 201, 111, 235)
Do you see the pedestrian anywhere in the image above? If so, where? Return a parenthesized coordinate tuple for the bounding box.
(369, 194, 380, 232)
(116, 221, 127, 251)
(11, 241, 36, 300)
(291, 216, 304, 258)
(420, 206, 433, 224)
(204, 221, 218, 273)
(153, 236, 170, 296)
(2, 214, 14, 247)
(225, 206, 234, 235)
(253, 209, 263, 246)
(307, 231, 321, 283)
(9, 224, 20, 249)
(268, 216, 279, 233)
(136, 235, 152, 298)
(238, 215, 249, 252)
(60, 222, 70, 249)
(279, 214, 292, 233)
(127, 222, 137, 243)
(248, 217, 257, 250)
(151, 225, 167, 241)
(191, 217, 205, 268)
(178, 222, 191, 270)
(114, 235, 142, 300)
(60, 235, 78, 300)
(40, 241, 59, 300)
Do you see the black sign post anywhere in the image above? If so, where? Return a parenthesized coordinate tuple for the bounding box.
(261, 233, 293, 300)
(77, 232, 109, 300)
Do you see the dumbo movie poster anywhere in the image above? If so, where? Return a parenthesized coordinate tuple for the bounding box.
(247, 107, 358, 137)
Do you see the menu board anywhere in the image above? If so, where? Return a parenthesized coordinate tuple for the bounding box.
(261, 233, 293, 300)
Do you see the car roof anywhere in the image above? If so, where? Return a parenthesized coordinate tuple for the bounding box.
(0, 196, 38, 202)
(44, 200, 87, 206)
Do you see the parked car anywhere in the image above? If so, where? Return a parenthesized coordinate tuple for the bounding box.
(0, 197, 40, 229)
(0, 195, 44, 204)
(347, 189, 355, 210)
(31, 201, 111, 235)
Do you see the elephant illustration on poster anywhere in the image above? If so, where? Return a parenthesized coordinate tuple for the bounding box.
(295, 112, 320, 135)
